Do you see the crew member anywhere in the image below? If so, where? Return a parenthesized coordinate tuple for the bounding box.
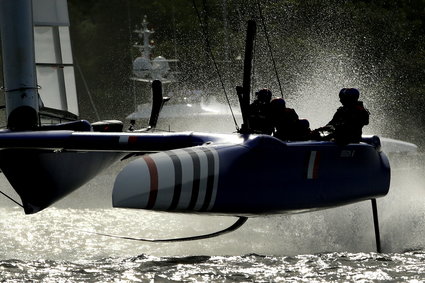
(248, 88, 273, 135)
(314, 88, 369, 145)
(270, 97, 310, 141)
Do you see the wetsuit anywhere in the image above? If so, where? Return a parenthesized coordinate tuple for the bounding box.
(326, 101, 369, 144)
(273, 107, 301, 141)
(248, 100, 273, 135)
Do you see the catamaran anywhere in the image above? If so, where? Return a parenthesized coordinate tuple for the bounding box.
(0, 0, 405, 251)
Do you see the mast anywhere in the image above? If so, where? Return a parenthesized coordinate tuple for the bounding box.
(134, 15, 154, 61)
(0, 0, 39, 130)
(130, 16, 176, 83)
(238, 20, 256, 133)
(131, 16, 155, 80)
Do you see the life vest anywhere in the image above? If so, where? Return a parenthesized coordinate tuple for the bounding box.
(248, 101, 273, 135)
(326, 101, 369, 144)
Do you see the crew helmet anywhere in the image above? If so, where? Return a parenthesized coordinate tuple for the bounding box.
(270, 97, 286, 109)
(270, 97, 286, 118)
(339, 88, 360, 104)
(255, 88, 272, 103)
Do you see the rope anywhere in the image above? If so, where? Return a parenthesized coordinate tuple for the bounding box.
(256, 0, 284, 98)
(192, 0, 240, 131)
(75, 60, 101, 121)
(1, 86, 39, 92)
(0, 190, 23, 208)
(251, 31, 257, 98)
(127, 0, 138, 113)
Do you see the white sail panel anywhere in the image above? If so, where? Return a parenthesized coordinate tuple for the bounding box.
(59, 26, 73, 64)
(32, 0, 69, 26)
(33, 0, 79, 119)
(64, 66, 78, 115)
(34, 26, 57, 64)
(37, 66, 64, 110)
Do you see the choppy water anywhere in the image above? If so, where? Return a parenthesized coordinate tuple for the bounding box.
(0, 163, 424, 282)
(2, 252, 425, 282)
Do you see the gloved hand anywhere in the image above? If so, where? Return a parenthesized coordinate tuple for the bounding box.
(315, 125, 335, 132)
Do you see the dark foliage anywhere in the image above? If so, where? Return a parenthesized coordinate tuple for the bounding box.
(56, 0, 425, 145)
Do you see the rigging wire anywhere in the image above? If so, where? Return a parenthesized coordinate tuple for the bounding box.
(251, 30, 257, 98)
(0, 190, 23, 208)
(171, 4, 180, 77)
(75, 60, 101, 121)
(234, 0, 256, 99)
(127, 0, 138, 113)
(256, 0, 284, 98)
(192, 0, 240, 131)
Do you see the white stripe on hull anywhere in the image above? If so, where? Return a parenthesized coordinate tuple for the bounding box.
(113, 146, 221, 211)
(152, 152, 175, 210)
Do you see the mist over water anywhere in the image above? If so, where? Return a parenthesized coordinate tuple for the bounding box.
(0, 158, 424, 261)
(148, 1, 407, 143)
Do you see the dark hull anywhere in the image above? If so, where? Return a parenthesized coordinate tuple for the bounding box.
(0, 149, 124, 214)
(113, 135, 391, 215)
(0, 130, 390, 216)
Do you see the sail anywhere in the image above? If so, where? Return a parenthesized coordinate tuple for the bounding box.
(33, 0, 78, 122)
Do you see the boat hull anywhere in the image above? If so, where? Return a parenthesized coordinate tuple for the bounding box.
(0, 149, 124, 214)
(113, 136, 391, 215)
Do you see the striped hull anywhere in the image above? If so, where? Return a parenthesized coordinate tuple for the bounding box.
(112, 136, 391, 216)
